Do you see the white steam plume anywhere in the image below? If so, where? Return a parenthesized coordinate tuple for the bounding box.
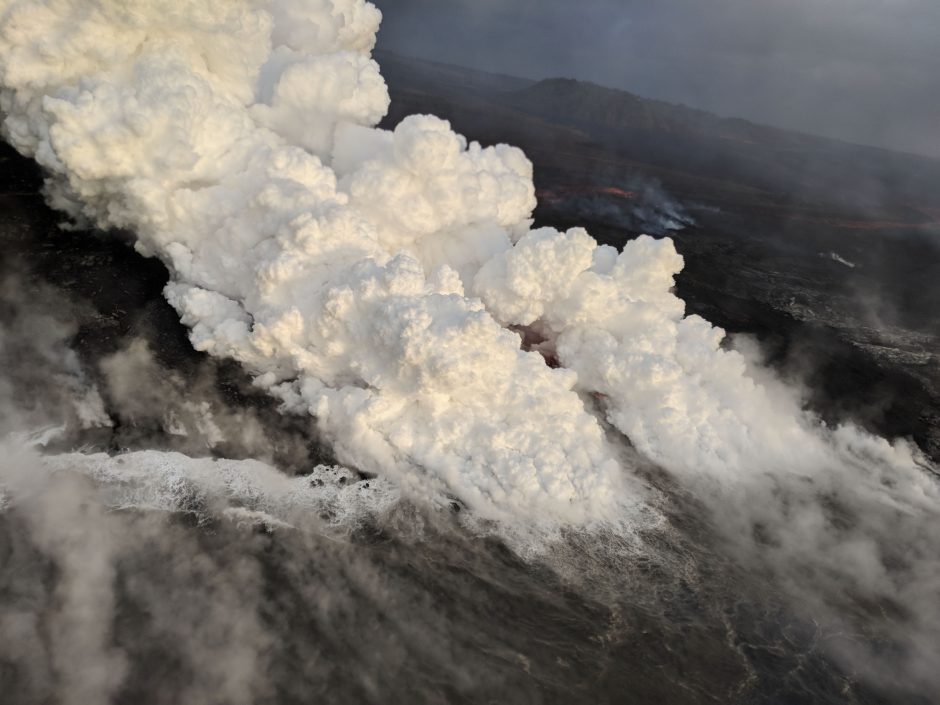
(0, 0, 629, 522)
(0, 0, 935, 535)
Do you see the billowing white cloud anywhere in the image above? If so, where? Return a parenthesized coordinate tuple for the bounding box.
(0, 0, 630, 523)
(1, 0, 934, 527)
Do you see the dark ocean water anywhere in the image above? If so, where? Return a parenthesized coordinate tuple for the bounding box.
(0, 484, 898, 705)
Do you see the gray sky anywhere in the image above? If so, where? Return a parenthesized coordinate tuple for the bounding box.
(372, 0, 940, 158)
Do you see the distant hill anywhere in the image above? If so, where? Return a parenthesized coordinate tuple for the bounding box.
(509, 77, 812, 146)
(374, 50, 534, 96)
(378, 51, 940, 213)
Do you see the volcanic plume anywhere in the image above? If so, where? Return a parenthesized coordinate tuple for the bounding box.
(0, 2, 939, 701)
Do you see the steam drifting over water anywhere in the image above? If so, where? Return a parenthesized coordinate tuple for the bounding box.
(1, 1, 939, 701)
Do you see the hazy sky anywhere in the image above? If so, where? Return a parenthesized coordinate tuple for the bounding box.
(373, 0, 940, 158)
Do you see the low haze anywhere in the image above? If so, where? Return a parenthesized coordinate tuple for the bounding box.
(374, 0, 940, 158)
